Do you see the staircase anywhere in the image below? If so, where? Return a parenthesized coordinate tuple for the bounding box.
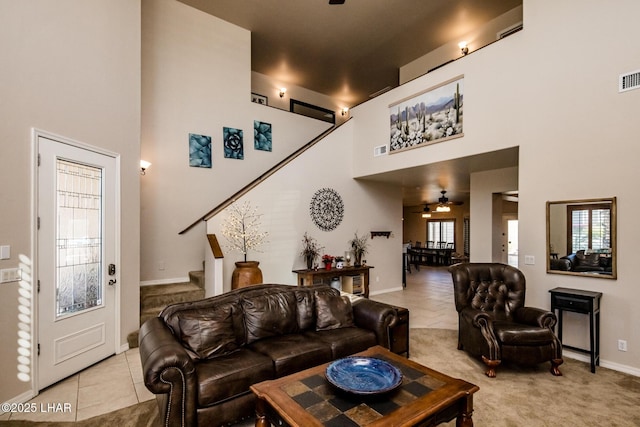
(126, 270, 206, 348)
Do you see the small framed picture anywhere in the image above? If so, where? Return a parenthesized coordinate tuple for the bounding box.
(251, 93, 268, 106)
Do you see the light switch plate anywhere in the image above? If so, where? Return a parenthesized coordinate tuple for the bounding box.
(524, 255, 535, 265)
(0, 245, 9, 260)
(0, 268, 21, 283)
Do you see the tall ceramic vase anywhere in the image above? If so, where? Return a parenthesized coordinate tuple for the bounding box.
(231, 261, 263, 289)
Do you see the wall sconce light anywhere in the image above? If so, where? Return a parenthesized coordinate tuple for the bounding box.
(140, 159, 151, 175)
(458, 41, 469, 56)
(341, 107, 349, 116)
(279, 88, 287, 98)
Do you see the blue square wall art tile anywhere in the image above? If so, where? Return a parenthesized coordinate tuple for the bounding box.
(189, 133, 212, 168)
(223, 127, 244, 159)
(254, 120, 272, 152)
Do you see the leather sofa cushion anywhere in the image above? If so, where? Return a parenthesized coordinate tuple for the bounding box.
(576, 251, 602, 269)
(494, 322, 555, 345)
(304, 327, 376, 359)
(249, 334, 332, 377)
(175, 302, 241, 359)
(315, 292, 354, 330)
(294, 288, 316, 331)
(195, 349, 273, 407)
(242, 291, 299, 343)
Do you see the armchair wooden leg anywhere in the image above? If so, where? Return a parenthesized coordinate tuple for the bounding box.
(550, 358, 563, 376)
(481, 356, 500, 378)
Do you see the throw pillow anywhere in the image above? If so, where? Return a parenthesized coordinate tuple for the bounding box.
(315, 292, 354, 331)
(177, 303, 239, 360)
(242, 291, 299, 343)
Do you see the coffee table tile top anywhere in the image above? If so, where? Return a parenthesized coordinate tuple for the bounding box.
(280, 355, 447, 426)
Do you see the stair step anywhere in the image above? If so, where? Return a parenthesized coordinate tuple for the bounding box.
(132, 273, 207, 349)
(141, 282, 205, 312)
(189, 270, 205, 289)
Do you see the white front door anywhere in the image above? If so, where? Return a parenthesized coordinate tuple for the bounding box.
(37, 134, 118, 389)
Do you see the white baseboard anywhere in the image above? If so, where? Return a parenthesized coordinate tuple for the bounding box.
(562, 349, 640, 377)
(140, 276, 189, 287)
(119, 343, 130, 353)
(369, 286, 404, 296)
(1, 389, 36, 411)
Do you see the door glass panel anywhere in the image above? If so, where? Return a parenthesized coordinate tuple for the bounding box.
(56, 159, 103, 317)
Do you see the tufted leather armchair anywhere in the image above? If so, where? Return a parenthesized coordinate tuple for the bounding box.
(449, 263, 563, 377)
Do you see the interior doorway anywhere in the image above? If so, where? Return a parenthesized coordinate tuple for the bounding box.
(506, 218, 519, 267)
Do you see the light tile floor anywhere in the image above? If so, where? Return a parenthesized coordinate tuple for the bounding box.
(1, 266, 455, 423)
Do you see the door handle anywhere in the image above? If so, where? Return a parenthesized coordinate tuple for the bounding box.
(108, 279, 117, 286)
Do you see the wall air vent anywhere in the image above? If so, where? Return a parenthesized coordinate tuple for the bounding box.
(497, 22, 523, 39)
(619, 70, 640, 93)
(373, 145, 388, 157)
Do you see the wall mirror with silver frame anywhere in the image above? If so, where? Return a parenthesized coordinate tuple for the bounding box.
(546, 197, 616, 279)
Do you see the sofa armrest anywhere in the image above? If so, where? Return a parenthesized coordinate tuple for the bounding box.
(138, 317, 198, 427)
(514, 306, 557, 329)
(351, 299, 398, 348)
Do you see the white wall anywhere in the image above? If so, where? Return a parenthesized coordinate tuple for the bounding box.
(252, 72, 350, 125)
(470, 167, 519, 263)
(140, 0, 332, 283)
(0, 0, 141, 402)
(207, 120, 404, 295)
(400, 6, 523, 85)
(349, 0, 640, 374)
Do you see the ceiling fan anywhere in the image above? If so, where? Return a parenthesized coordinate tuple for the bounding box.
(429, 190, 463, 212)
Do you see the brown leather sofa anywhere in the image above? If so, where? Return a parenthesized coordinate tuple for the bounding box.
(550, 250, 612, 274)
(449, 263, 563, 378)
(138, 284, 398, 426)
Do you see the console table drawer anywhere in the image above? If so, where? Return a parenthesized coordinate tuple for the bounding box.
(551, 295, 590, 312)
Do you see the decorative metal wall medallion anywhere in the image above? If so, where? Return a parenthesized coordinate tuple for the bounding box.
(310, 188, 344, 231)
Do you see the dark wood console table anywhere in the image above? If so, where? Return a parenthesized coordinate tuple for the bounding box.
(549, 287, 602, 373)
(292, 265, 373, 297)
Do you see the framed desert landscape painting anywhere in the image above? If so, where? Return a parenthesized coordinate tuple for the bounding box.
(389, 75, 464, 153)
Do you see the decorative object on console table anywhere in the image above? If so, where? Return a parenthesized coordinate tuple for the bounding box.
(300, 232, 323, 269)
(334, 256, 344, 269)
(348, 232, 369, 267)
(292, 265, 373, 298)
(321, 254, 334, 271)
(221, 201, 268, 289)
(549, 287, 602, 373)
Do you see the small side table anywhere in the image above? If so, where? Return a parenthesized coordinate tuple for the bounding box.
(388, 305, 410, 357)
(549, 287, 602, 373)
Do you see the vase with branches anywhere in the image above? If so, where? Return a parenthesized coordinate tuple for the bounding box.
(221, 201, 269, 289)
(300, 232, 323, 269)
(348, 232, 369, 267)
(221, 201, 269, 262)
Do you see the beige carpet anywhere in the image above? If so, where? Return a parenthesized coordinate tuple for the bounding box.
(410, 328, 640, 427)
(3, 328, 639, 426)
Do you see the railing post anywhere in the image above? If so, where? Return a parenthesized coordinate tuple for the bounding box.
(205, 234, 225, 297)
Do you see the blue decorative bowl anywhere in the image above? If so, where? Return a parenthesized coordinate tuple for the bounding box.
(325, 356, 403, 395)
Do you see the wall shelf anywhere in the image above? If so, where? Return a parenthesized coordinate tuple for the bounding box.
(370, 231, 391, 239)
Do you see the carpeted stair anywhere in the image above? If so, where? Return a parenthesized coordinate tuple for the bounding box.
(126, 270, 205, 348)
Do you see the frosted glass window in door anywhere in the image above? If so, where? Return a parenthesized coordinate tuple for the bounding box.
(56, 159, 103, 317)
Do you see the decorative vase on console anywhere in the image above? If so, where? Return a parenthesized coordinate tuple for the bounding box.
(348, 232, 369, 268)
(301, 232, 323, 270)
(322, 254, 334, 271)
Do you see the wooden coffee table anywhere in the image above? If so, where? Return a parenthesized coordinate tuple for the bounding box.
(251, 345, 479, 427)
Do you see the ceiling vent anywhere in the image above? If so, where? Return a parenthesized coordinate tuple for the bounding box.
(497, 22, 523, 39)
(619, 70, 640, 93)
(373, 145, 388, 157)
